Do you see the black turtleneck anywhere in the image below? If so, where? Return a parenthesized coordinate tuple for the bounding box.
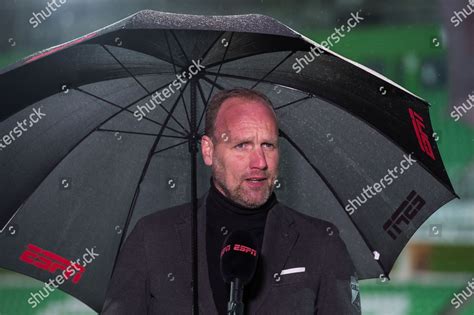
(206, 176, 277, 315)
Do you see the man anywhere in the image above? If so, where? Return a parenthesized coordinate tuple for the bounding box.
(102, 88, 361, 314)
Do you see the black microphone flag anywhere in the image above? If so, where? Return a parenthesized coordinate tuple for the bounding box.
(220, 230, 259, 285)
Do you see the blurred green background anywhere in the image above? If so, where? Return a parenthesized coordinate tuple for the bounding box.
(0, 0, 473, 314)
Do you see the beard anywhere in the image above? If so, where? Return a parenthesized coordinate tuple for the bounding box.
(211, 155, 277, 209)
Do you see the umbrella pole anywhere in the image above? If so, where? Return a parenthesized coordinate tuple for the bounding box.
(190, 78, 199, 315)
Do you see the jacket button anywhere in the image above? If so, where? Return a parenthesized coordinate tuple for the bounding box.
(273, 272, 281, 282)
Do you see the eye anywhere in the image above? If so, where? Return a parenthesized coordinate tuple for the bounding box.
(235, 143, 246, 149)
(263, 143, 275, 148)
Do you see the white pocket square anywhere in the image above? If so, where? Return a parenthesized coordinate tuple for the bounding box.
(280, 267, 305, 275)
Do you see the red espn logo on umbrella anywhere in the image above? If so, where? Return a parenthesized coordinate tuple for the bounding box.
(408, 108, 436, 160)
(19, 244, 85, 284)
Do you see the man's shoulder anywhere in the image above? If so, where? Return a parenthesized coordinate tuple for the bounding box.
(137, 191, 207, 226)
(276, 202, 340, 236)
(135, 199, 197, 232)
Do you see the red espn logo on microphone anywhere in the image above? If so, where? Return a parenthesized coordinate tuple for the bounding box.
(220, 244, 257, 258)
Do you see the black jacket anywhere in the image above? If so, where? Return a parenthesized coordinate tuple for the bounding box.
(101, 191, 361, 314)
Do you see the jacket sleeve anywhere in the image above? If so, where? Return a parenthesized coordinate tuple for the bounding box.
(101, 219, 150, 314)
(314, 223, 361, 315)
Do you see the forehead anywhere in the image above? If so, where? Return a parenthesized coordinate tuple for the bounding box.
(215, 97, 278, 137)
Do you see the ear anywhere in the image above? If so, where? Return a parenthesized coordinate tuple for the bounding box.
(200, 135, 214, 166)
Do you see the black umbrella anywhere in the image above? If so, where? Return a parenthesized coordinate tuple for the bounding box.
(0, 10, 458, 312)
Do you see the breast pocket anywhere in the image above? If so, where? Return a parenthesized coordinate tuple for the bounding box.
(274, 267, 308, 286)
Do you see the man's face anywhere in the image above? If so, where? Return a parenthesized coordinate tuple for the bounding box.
(201, 97, 279, 208)
(201, 96, 280, 208)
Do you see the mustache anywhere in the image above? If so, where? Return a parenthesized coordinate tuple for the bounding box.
(242, 175, 280, 183)
(243, 173, 269, 179)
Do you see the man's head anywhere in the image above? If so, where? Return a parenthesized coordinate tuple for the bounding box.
(201, 88, 280, 208)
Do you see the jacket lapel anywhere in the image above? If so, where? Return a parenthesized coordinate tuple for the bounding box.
(252, 203, 299, 313)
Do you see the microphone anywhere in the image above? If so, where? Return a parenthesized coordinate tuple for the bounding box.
(220, 230, 259, 315)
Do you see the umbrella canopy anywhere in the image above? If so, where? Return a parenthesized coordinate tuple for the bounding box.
(0, 10, 457, 312)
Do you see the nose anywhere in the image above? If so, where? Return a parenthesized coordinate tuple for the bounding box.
(249, 147, 268, 169)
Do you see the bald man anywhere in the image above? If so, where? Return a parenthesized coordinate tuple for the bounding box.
(102, 88, 361, 315)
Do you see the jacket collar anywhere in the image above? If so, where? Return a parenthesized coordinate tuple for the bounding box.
(175, 191, 299, 314)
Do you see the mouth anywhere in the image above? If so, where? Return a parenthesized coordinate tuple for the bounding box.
(246, 177, 267, 182)
(245, 177, 267, 188)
